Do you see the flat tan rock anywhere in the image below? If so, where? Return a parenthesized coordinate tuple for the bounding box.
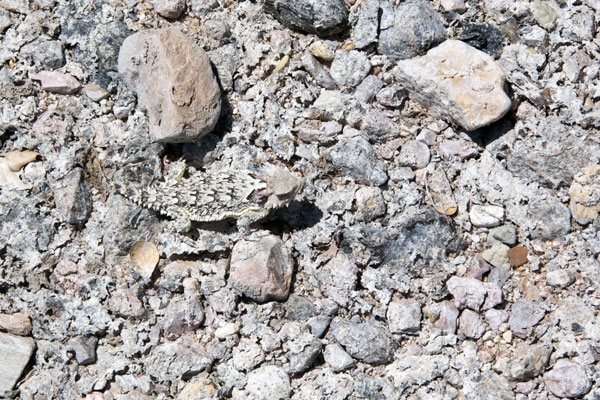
(118, 28, 221, 143)
(393, 40, 511, 131)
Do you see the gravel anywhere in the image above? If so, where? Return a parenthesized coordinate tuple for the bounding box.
(1, 0, 599, 398)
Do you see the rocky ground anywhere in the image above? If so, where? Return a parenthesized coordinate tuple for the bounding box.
(1, 0, 599, 399)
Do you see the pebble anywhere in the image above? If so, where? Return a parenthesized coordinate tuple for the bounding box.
(487, 225, 517, 247)
(439, 139, 478, 160)
(458, 309, 486, 339)
(543, 359, 591, 398)
(352, 0, 379, 49)
(20, 39, 64, 69)
(469, 204, 504, 228)
(546, 269, 575, 289)
(118, 28, 221, 142)
(229, 233, 293, 302)
(354, 75, 384, 104)
(361, 108, 400, 142)
(306, 316, 331, 338)
(425, 164, 458, 215)
(0, 313, 31, 336)
(464, 254, 490, 280)
(108, 288, 145, 318)
(509, 343, 552, 381)
(527, 197, 571, 240)
(396, 140, 430, 169)
(29, 70, 81, 94)
(482, 243, 510, 268)
(393, 40, 512, 131)
(0, 333, 35, 393)
(436, 300, 459, 334)
(295, 119, 341, 144)
(263, 0, 348, 37)
(129, 241, 159, 281)
(301, 49, 337, 89)
(507, 245, 528, 267)
(326, 133, 388, 186)
(387, 299, 421, 334)
(376, 85, 407, 108)
(316, 252, 358, 307)
(355, 186, 386, 222)
(484, 309, 508, 331)
(152, 0, 185, 19)
(244, 365, 291, 400)
(83, 84, 109, 102)
(440, 0, 466, 13)
(51, 167, 92, 228)
(67, 335, 98, 365)
(270, 30, 292, 54)
(378, 0, 445, 60)
(446, 276, 487, 311)
(308, 40, 337, 61)
(330, 317, 394, 365)
(214, 323, 240, 339)
(389, 167, 415, 182)
(323, 343, 355, 372)
(163, 296, 204, 335)
(569, 164, 600, 225)
(329, 49, 371, 88)
(509, 300, 546, 338)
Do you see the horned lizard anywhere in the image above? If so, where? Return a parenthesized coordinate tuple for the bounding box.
(114, 159, 303, 235)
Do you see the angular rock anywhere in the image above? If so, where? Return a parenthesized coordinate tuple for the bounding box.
(507, 245, 528, 267)
(329, 49, 371, 88)
(352, 0, 380, 49)
(229, 233, 293, 302)
(509, 344, 552, 381)
(146, 336, 212, 380)
(152, 0, 185, 18)
(118, 28, 221, 142)
(393, 40, 512, 131)
(387, 299, 421, 334)
(84, 84, 109, 102)
(355, 186, 386, 222)
(323, 343, 355, 372)
(469, 204, 505, 228)
(509, 300, 545, 338)
(569, 164, 600, 225)
(331, 317, 394, 365)
(527, 197, 571, 240)
(436, 300, 459, 334)
(0, 313, 31, 336)
(245, 365, 291, 399)
(361, 108, 400, 142)
(543, 359, 591, 398)
(67, 335, 98, 365)
(163, 296, 204, 335)
(545, 269, 574, 289)
(301, 50, 336, 89)
(51, 167, 92, 228)
(482, 243, 510, 268)
(20, 39, 64, 69)
(0, 333, 35, 393)
(447, 276, 487, 311)
(29, 70, 81, 94)
(385, 354, 450, 388)
(263, 0, 348, 37)
(316, 252, 358, 308)
(378, 0, 445, 60)
(355, 75, 384, 104)
(397, 140, 430, 169)
(458, 309, 486, 339)
(326, 133, 388, 186)
(458, 23, 503, 58)
(487, 225, 517, 247)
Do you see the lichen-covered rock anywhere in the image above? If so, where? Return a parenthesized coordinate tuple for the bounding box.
(118, 28, 221, 142)
(264, 0, 348, 37)
(393, 40, 511, 131)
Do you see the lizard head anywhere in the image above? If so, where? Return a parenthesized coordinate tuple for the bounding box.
(257, 164, 304, 209)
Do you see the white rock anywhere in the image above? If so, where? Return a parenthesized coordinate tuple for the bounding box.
(469, 204, 505, 227)
(323, 343, 355, 372)
(393, 40, 511, 131)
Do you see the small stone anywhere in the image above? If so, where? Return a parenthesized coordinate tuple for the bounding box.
(416, 129, 437, 146)
(530, 0, 558, 30)
(309, 40, 337, 61)
(118, 28, 221, 142)
(326, 133, 388, 186)
(378, 0, 446, 60)
(285, 294, 317, 321)
(509, 344, 552, 381)
(484, 309, 508, 330)
(436, 300, 459, 334)
(270, 30, 292, 54)
(447, 276, 487, 311)
(295, 119, 341, 143)
(84, 84, 109, 102)
(67, 335, 98, 365)
(482, 282, 503, 310)
(214, 323, 239, 339)
(389, 167, 415, 182)
(543, 359, 591, 398)
(109, 288, 145, 318)
(245, 365, 291, 400)
(393, 40, 511, 131)
(55, 260, 78, 275)
(316, 252, 358, 308)
(229, 233, 293, 302)
(569, 164, 600, 225)
(469, 204, 505, 228)
(376, 86, 407, 108)
(502, 330, 513, 343)
(354, 75, 384, 104)
(301, 50, 337, 89)
(508, 245, 528, 267)
(482, 243, 510, 268)
(509, 300, 545, 338)
(233, 338, 265, 372)
(129, 241, 159, 281)
(387, 299, 422, 334)
(163, 296, 204, 335)
(329, 50, 371, 88)
(20, 39, 64, 69)
(352, 0, 379, 49)
(0, 333, 35, 393)
(355, 186, 386, 222)
(361, 108, 401, 142)
(152, 0, 186, 18)
(51, 167, 92, 228)
(440, 0, 466, 13)
(306, 316, 331, 338)
(0, 313, 31, 337)
(458, 23, 503, 58)
(264, 0, 348, 37)
(425, 164, 457, 215)
(323, 343, 355, 372)
(29, 70, 81, 94)
(458, 309, 486, 339)
(331, 317, 394, 365)
(397, 140, 430, 169)
(439, 139, 479, 160)
(464, 254, 490, 280)
(527, 197, 571, 241)
(546, 269, 574, 289)
(487, 225, 517, 246)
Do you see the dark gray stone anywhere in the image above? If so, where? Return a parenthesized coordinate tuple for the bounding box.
(378, 0, 446, 60)
(351, 0, 380, 49)
(67, 335, 98, 365)
(509, 344, 552, 381)
(528, 197, 571, 240)
(264, 0, 348, 37)
(509, 300, 546, 338)
(301, 49, 337, 89)
(331, 317, 394, 365)
(52, 167, 92, 228)
(458, 23, 503, 58)
(326, 133, 388, 186)
(285, 294, 317, 321)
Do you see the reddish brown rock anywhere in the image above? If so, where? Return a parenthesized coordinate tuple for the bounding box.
(118, 28, 221, 143)
(508, 245, 528, 267)
(29, 70, 81, 94)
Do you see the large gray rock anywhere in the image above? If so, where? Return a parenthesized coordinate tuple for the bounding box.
(331, 317, 394, 365)
(543, 359, 591, 398)
(0, 333, 35, 394)
(378, 0, 445, 60)
(509, 344, 552, 381)
(393, 40, 512, 131)
(264, 0, 348, 37)
(118, 28, 221, 142)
